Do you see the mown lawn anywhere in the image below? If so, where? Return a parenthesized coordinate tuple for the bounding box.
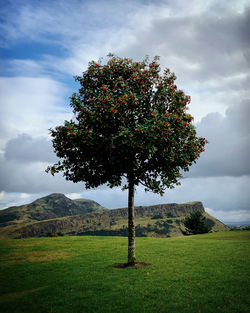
(0, 231, 249, 313)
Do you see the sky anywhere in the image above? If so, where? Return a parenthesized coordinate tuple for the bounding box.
(0, 0, 249, 223)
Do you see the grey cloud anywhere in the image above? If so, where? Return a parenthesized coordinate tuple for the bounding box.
(120, 6, 250, 87)
(0, 157, 85, 194)
(4, 134, 57, 163)
(186, 100, 250, 177)
(0, 133, 85, 193)
(225, 99, 250, 135)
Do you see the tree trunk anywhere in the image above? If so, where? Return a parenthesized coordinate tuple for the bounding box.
(128, 176, 136, 265)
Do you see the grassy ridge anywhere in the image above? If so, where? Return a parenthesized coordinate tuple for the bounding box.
(0, 231, 249, 313)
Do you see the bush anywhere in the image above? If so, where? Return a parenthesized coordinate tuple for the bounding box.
(184, 211, 211, 235)
(243, 226, 250, 230)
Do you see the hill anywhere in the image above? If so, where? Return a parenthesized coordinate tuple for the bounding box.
(0, 193, 107, 227)
(0, 194, 229, 238)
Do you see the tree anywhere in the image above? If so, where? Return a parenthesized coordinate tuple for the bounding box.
(46, 54, 207, 265)
(184, 211, 211, 235)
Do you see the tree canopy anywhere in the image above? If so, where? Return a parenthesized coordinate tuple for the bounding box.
(47, 55, 207, 195)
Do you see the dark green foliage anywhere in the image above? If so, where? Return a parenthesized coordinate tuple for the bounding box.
(76, 228, 129, 236)
(0, 212, 19, 227)
(46, 55, 207, 195)
(184, 211, 212, 235)
(73, 221, 173, 237)
(166, 212, 174, 218)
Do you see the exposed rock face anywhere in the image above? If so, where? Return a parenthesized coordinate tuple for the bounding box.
(111, 202, 205, 218)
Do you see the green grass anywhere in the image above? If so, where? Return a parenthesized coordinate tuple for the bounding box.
(0, 231, 249, 313)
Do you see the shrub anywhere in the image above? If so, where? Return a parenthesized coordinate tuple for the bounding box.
(184, 211, 211, 235)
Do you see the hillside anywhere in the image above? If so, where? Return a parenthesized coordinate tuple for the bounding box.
(0, 195, 229, 238)
(0, 193, 107, 227)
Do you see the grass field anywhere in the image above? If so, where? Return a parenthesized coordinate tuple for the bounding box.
(0, 231, 249, 313)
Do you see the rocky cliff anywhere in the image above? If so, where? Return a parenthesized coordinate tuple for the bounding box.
(110, 201, 204, 218)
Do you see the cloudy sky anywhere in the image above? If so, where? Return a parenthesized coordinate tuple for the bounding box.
(0, 0, 249, 223)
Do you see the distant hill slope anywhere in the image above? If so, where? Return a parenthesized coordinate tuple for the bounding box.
(0, 196, 229, 238)
(0, 193, 107, 227)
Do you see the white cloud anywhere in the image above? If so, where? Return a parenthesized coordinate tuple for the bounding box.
(0, 191, 44, 210)
(0, 76, 72, 150)
(19, 193, 30, 199)
(65, 193, 83, 200)
(0, 191, 6, 200)
(3, 59, 46, 77)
